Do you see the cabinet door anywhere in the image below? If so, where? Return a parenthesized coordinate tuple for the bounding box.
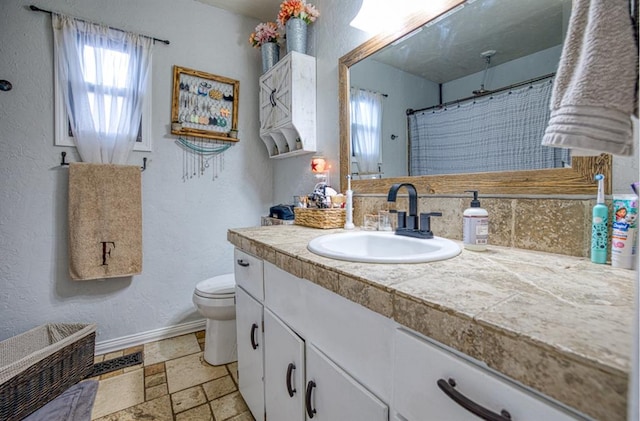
(236, 287, 265, 421)
(393, 329, 582, 421)
(305, 343, 388, 421)
(259, 55, 292, 132)
(264, 309, 305, 421)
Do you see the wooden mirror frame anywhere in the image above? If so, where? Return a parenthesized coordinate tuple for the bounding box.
(338, 0, 611, 194)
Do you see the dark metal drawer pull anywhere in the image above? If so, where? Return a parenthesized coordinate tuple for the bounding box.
(237, 259, 250, 267)
(305, 380, 317, 418)
(286, 363, 296, 397)
(250, 323, 259, 350)
(437, 378, 512, 421)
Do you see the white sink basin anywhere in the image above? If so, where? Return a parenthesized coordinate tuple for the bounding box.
(307, 231, 461, 264)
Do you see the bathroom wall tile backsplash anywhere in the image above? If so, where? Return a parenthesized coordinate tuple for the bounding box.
(353, 196, 594, 257)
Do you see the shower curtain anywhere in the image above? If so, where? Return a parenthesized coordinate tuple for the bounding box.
(409, 79, 570, 175)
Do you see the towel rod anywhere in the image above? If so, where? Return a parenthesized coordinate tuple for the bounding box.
(61, 151, 148, 171)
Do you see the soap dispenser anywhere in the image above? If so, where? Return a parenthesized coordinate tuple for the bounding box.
(463, 190, 489, 251)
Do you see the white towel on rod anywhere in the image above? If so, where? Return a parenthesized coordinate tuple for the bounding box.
(541, 0, 638, 156)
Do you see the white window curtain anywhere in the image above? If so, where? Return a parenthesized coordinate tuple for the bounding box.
(409, 78, 570, 175)
(350, 88, 383, 175)
(53, 13, 152, 164)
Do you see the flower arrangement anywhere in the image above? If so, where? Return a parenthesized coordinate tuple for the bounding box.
(277, 0, 320, 27)
(249, 22, 280, 48)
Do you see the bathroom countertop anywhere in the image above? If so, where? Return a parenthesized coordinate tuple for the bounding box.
(227, 225, 636, 421)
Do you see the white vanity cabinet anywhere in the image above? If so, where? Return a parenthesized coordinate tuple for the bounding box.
(234, 250, 265, 421)
(392, 329, 584, 421)
(258, 51, 316, 158)
(264, 308, 388, 421)
(234, 247, 587, 421)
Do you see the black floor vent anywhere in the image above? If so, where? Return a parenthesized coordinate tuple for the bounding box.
(90, 351, 144, 377)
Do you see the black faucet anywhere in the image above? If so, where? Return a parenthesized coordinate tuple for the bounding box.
(387, 183, 441, 239)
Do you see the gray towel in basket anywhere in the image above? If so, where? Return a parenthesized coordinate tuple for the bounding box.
(22, 380, 98, 421)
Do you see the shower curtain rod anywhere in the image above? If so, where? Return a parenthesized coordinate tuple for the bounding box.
(406, 72, 555, 116)
(29, 5, 171, 45)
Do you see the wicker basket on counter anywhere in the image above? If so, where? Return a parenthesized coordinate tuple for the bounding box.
(0, 323, 96, 421)
(294, 207, 346, 229)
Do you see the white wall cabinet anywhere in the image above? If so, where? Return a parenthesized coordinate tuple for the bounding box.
(258, 51, 316, 159)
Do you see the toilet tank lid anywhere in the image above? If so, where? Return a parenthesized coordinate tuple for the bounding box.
(196, 273, 235, 295)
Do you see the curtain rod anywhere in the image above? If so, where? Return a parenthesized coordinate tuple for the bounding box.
(351, 86, 388, 98)
(29, 5, 170, 45)
(406, 72, 555, 116)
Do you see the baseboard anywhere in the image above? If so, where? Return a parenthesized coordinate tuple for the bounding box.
(94, 319, 206, 355)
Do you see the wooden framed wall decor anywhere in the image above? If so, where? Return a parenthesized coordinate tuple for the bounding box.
(171, 65, 240, 142)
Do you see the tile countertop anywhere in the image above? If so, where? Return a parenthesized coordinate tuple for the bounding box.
(227, 225, 636, 421)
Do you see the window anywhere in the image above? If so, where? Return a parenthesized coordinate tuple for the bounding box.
(54, 31, 152, 152)
(350, 88, 383, 176)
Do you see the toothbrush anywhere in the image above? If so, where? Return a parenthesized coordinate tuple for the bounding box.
(344, 175, 355, 230)
(591, 174, 608, 264)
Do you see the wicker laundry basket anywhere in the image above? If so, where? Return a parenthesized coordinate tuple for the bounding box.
(0, 323, 96, 421)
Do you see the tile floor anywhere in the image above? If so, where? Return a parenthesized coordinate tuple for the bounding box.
(89, 331, 254, 421)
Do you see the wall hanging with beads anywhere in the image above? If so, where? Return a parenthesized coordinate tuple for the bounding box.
(176, 136, 232, 181)
(171, 65, 239, 142)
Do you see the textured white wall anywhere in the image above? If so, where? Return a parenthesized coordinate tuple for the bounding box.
(0, 0, 272, 342)
(272, 0, 368, 203)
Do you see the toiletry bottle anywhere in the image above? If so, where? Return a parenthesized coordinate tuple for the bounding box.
(463, 190, 488, 251)
(344, 175, 355, 230)
(591, 174, 608, 264)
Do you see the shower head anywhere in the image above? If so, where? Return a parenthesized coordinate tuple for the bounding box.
(473, 50, 497, 96)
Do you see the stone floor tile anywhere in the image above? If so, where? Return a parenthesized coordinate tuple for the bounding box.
(99, 369, 124, 380)
(145, 372, 167, 388)
(227, 411, 255, 421)
(210, 391, 249, 420)
(144, 362, 165, 377)
(91, 369, 144, 419)
(94, 355, 104, 364)
(202, 375, 236, 401)
(124, 344, 144, 355)
(144, 334, 201, 365)
(227, 361, 239, 385)
(103, 350, 124, 360)
(92, 395, 172, 421)
(175, 403, 214, 421)
(171, 385, 207, 414)
(146, 383, 168, 400)
(195, 330, 206, 339)
(166, 352, 228, 393)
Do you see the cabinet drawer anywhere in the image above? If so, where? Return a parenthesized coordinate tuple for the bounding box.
(234, 249, 264, 301)
(393, 329, 584, 421)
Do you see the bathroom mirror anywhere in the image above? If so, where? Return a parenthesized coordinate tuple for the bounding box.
(339, 0, 611, 194)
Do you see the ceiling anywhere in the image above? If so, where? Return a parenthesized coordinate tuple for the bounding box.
(196, 0, 571, 85)
(195, 0, 282, 21)
(369, 0, 570, 84)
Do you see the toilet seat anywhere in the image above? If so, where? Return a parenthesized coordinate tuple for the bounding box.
(195, 273, 235, 299)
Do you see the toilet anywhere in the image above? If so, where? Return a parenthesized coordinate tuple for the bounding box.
(192, 274, 237, 365)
